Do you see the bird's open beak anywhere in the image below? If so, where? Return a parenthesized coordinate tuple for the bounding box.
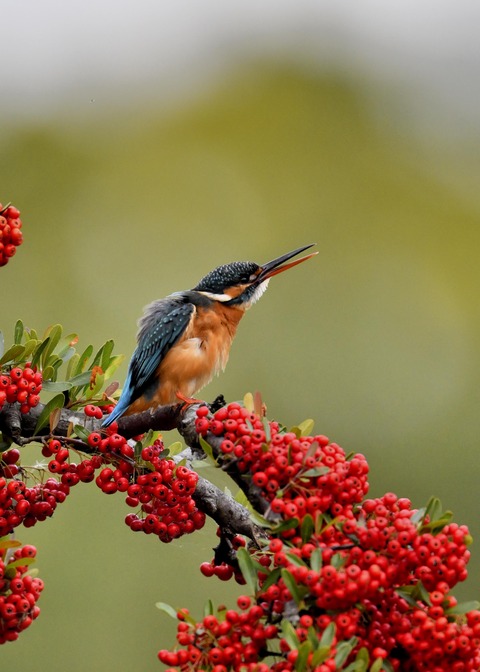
(257, 244, 318, 282)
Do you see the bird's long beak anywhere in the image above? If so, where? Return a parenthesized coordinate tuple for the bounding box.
(257, 244, 318, 282)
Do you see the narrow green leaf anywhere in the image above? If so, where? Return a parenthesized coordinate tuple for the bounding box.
(6, 556, 36, 571)
(0, 344, 25, 365)
(310, 548, 323, 573)
(199, 435, 217, 464)
(301, 466, 330, 478)
(369, 658, 384, 672)
(155, 602, 178, 620)
(281, 619, 300, 651)
(284, 552, 308, 568)
(319, 622, 336, 649)
(68, 371, 94, 386)
(14, 319, 24, 345)
(236, 547, 258, 594)
(297, 418, 314, 436)
(66, 352, 80, 381)
(311, 646, 331, 666)
(100, 339, 115, 371)
(300, 513, 315, 544)
(34, 393, 65, 434)
(424, 496, 442, 522)
(259, 567, 281, 593)
(446, 600, 480, 615)
(343, 660, 367, 672)
(0, 538, 22, 551)
(41, 324, 63, 368)
(331, 552, 347, 569)
(42, 380, 73, 392)
(295, 640, 312, 671)
(243, 392, 254, 412)
(56, 333, 78, 357)
(334, 638, 358, 667)
(31, 337, 51, 368)
(22, 339, 39, 359)
(248, 510, 272, 529)
(42, 365, 55, 381)
(74, 344, 94, 375)
(203, 599, 214, 617)
(72, 424, 90, 442)
(272, 517, 299, 534)
(104, 355, 125, 380)
(281, 568, 303, 606)
(168, 441, 184, 457)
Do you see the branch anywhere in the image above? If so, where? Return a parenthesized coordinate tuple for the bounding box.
(0, 397, 270, 548)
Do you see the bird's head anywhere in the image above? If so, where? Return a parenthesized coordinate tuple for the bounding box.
(193, 244, 318, 309)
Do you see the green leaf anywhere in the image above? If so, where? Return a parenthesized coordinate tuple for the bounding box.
(300, 513, 315, 544)
(295, 640, 312, 671)
(31, 337, 51, 368)
(100, 339, 115, 371)
(6, 556, 36, 571)
(42, 380, 73, 392)
(23, 339, 39, 359)
(281, 568, 304, 606)
(301, 466, 330, 478)
(56, 333, 79, 359)
(298, 418, 315, 436)
(334, 638, 358, 667)
(72, 424, 90, 442)
(74, 344, 93, 375)
(369, 658, 384, 672)
(319, 622, 336, 649)
(243, 392, 254, 412)
(68, 371, 94, 386)
(42, 365, 55, 381)
(311, 646, 331, 667)
(104, 355, 125, 380)
(0, 538, 22, 551)
(236, 547, 258, 594)
(284, 552, 308, 568)
(155, 602, 178, 620)
(66, 353, 80, 381)
(331, 552, 347, 569)
(281, 619, 300, 650)
(199, 435, 217, 464)
(34, 393, 65, 434)
(272, 517, 299, 534)
(14, 319, 24, 345)
(310, 548, 323, 573)
(167, 441, 184, 457)
(0, 344, 25, 365)
(41, 324, 63, 368)
(86, 371, 104, 399)
(203, 599, 214, 617)
(248, 510, 272, 529)
(259, 567, 281, 593)
(446, 600, 480, 615)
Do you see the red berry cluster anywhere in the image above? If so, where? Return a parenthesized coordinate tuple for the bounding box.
(0, 543, 43, 643)
(0, 204, 23, 267)
(0, 365, 42, 414)
(158, 597, 278, 671)
(124, 440, 205, 543)
(185, 403, 480, 671)
(0, 469, 70, 536)
(196, 402, 369, 526)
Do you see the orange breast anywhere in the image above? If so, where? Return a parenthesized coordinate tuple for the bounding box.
(127, 302, 245, 413)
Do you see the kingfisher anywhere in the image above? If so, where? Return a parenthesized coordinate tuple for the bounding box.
(102, 244, 317, 427)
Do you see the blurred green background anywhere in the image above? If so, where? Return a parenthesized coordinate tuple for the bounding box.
(2, 3, 480, 670)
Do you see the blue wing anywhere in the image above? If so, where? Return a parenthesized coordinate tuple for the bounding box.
(102, 296, 194, 426)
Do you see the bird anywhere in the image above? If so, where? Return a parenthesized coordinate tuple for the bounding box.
(102, 244, 317, 427)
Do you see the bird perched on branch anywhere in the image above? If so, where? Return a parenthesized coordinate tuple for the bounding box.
(102, 244, 317, 427)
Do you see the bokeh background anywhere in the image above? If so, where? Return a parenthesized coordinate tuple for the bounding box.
(2, 1, 480, 670)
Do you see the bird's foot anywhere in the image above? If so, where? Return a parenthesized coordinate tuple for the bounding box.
(175, 391, 202, 411)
